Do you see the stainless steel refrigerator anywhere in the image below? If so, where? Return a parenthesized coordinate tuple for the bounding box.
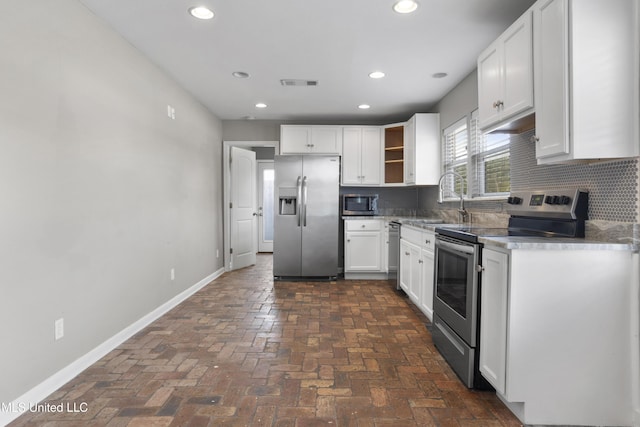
(273, 155, 339, 279)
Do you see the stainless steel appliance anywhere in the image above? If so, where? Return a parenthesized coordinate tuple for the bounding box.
(432, 188, 589, 388)
(273, 155, 339, 280)
(342, 194, 378, 216)
(388, 221, 400, 288)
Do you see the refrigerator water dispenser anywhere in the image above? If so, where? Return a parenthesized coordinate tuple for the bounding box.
(278, 187, 297, 215)
(279, 197, 296, 215)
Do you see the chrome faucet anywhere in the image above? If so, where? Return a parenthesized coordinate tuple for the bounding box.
(437, 171, 469, 223)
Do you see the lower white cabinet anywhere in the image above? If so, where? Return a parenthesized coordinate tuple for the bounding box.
(418, 231, 435, 321)
(400, 226, 436, 321)
(344, 219, 383, 275)
(479, 248, 509, 394)
(399, 239, 421, 301)
(479, 246, 637, 426)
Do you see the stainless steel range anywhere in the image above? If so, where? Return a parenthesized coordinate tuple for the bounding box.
(432, 188, 589, 389)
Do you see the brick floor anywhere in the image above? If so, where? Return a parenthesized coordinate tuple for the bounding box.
(9, 254, 522, 426)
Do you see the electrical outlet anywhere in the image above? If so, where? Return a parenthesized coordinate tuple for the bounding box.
(170, 268, 175, 281)
(54, 318, 64, 341)
(167, 105, 175, 120)
(216, 249, 219, 258)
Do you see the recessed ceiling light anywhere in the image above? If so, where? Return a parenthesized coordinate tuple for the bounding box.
(255, 103, 267, 109)
(393, 0, 418, 14)
(358, 104, 371, 110)
(232, 71, 250, 79)
(432, 72, 448, 78)
(369, 71, 386, 79)
(188, 6, 214, 20)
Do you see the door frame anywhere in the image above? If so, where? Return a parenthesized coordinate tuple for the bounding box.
(223, 140, 279, 271)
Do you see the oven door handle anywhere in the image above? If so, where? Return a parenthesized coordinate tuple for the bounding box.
(436, 239, 475, 255)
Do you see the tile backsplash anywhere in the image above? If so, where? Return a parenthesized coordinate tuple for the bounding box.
(510, 129, 639, 223)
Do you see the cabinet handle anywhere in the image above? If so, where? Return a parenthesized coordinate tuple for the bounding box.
(530, 135, 540, 143)
(405, 252, 410, 256)
(425, 239, 431, 245)
(493, 100, 504, 109)
(347, 239, 351, 242)
(361, 224, 366, 228)
(475, 265, 485, 272)
(418, 259, 423, 264)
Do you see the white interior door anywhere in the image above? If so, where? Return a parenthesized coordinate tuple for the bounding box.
(230, 147, 256, 270)
(257, 161, 274, 252)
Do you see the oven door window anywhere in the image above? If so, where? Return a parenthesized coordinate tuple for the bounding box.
(436, 248, 469, 319)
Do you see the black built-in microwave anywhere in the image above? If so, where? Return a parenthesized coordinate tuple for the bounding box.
(342, 194, 378, 216)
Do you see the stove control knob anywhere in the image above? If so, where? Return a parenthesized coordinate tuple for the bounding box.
(559, 195, 572, 205)
(545, 195, 555, 205)
(507, 196, 522, 205)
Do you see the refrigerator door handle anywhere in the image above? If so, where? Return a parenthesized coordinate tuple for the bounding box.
(302, 176, 308, 227)
(296, 176, 302, 227)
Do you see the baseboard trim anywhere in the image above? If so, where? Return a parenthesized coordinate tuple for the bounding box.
(0, 267, 225, 427)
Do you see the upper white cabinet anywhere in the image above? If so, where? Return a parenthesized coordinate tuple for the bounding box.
(403, 113, 440, 185)
(478, 10, 534, 131)
(533, 0, 639, 163)
(341, 127, 382, 185)
(280, 125, 342, 155)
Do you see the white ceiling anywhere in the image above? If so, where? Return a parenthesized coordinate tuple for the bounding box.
(78, 0, 536, 123)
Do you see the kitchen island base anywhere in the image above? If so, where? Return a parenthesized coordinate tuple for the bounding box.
(480, 247, 639, 426)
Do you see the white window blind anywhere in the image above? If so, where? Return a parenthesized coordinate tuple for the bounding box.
(441, 111, 511, 200)
(442, 117, 469, 198)
(469, 110, 510, 197)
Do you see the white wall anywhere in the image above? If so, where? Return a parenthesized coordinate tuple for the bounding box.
(0, 0, 223, 405)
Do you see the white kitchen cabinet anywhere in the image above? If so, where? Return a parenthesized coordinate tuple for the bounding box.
(399, 238, 420, 302)
(477, 10, 534, 131)
(402, 118, 416, 184)
(479, 248, 509, 394)
(341, 127, 382, 185)
(533, 0, 639, 163)
(403, 114, 440, 185)
(400, 226, 435, 312)
(280, 125, 342, 155)
(418, 230, 435, 321)
(344, 219, 384, 276)
(479, 245, 636, 425)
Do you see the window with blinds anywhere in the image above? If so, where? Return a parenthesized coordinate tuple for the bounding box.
(442, 117, 469, 198)
(469, 110, 510, 197)
(442, 110, 511, 200)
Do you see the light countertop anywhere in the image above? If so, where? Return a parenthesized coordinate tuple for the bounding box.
(478, 235, 638, 252)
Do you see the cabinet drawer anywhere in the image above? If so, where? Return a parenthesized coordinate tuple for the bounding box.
(400, 226, 422, 245)
(345, 219, 382, 231)
(422, 231, 435, 252)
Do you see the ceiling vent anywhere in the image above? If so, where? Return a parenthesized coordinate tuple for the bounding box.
(280, 79, 318, 87)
